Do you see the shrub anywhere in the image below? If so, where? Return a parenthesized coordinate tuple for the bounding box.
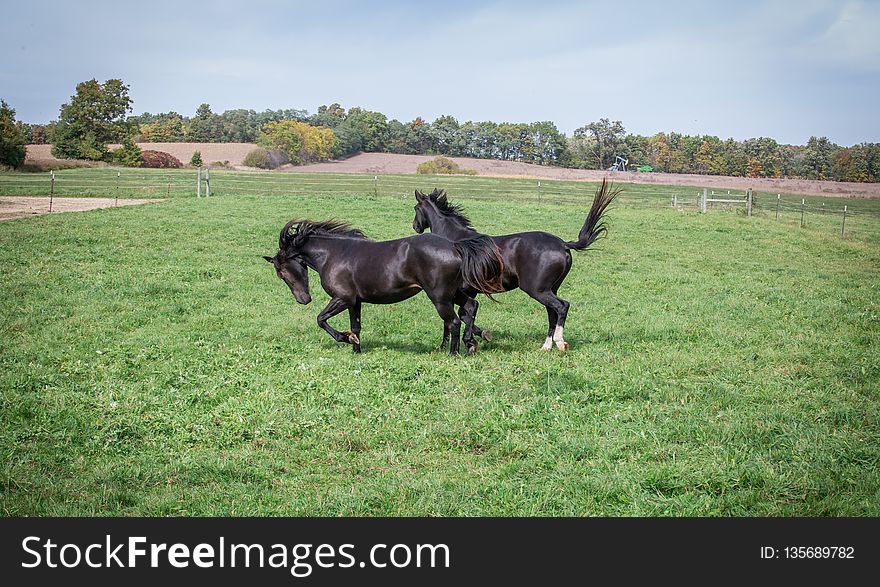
(266, 149, 291, 168)
(243, 147, 269, 168)
(243, 147, 290, 169)
(109, 138, 142, 167)
(191, 150, 202, 167)
(141, 150, 182, 168)
(210, 160, 231, 168)
(416, 156, 477, 175)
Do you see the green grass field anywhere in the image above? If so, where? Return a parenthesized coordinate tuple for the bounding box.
(1, 171, 878, 515)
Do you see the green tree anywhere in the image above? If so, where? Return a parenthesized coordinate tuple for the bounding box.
(344, 108, 389, 152)
(430, 115, 461, 155)
(309, 103, 346, 129)
(573, 119, 626, 170)
(187, 103, 223, 142)
(51, 79, 133, 160)
(0, 100, 27, 168)
(803, 136, 835, 180)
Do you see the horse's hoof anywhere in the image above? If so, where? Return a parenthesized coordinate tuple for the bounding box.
(466, 343, 477, 355)
(556, 341, 570, 352)
(480, 330, 492, 342)
(348, 333, 360, 345)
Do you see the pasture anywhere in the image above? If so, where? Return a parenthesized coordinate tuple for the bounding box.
(0, 170, 878, 515)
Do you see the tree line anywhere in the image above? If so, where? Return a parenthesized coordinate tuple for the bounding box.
(3, 78, 879, 183)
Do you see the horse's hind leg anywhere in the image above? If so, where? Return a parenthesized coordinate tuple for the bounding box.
(454, 291, 479, 355)
(541, 306, 558, 351)
(345, 301, 362, 353)
(317, 297, 357, 348)
(528, 291, 570, 351)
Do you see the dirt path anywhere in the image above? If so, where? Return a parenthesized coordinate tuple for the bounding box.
(286, 153, 880, 199)
(0, 197, 164, 221)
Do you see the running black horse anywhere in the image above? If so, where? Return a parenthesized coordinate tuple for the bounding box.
(412, 179, 619, 351)
(264, 219, 504, 355)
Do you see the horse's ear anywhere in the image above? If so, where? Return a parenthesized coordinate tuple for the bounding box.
(415, 190, 425, 201)
(262, 255, 274, 263)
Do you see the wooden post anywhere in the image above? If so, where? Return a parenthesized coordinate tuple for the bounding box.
(775, 194, 780, 220)
(672, 194, 677, 208)
(841, 205, 847, 238)
(197, 167, 202, 197)
(537, 180, 541, 201)
(374, 175, 378, 197)
(49, 171, 55, 213)
(205, 169, 211, 197)
(115, 171, 120, 207)
(701, 188, 707, 213)
(746, 188, 752, 217)
(800, 198, 805, 228)
(167, 180, 171, 198)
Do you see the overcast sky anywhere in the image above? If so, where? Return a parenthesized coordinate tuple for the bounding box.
(1, 0, 878, 145)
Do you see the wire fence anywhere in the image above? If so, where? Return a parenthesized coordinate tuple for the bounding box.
(1, 168, 879, 242)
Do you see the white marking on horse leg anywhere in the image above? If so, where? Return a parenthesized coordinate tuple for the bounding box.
(553, 325, 569, 351)
(541, 336, 553, 351)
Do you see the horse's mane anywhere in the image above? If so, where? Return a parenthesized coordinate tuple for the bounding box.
(424, 188, 472, 228)
(279, 219, 368, 252)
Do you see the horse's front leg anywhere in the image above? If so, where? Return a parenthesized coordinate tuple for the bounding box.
(317, 297, 357, 347)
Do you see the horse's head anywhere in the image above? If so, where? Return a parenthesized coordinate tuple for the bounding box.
(413, 189, 435, 233)
(263, 252, 311, 304)
(265, 220, 312, 304)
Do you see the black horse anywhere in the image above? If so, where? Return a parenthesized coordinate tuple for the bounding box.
(264, 219, 504, 355)
(412, 179, 619, 351)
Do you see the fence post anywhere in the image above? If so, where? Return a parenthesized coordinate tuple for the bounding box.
(537, 180, 541, 201)
(205, 169, 211, 197)
(49, 171, 55, 213)
(672, 194, 677, 208)
(747, 188, 752, 217)
(841, 205, 847, 238)
(800, 198, 805, 228)
(115, 171, 120, 207)
(197, 167, 202, 197)
(701, 188, 707, 213)
(775, 194, 780, 220)
(374, 175, 378, 197)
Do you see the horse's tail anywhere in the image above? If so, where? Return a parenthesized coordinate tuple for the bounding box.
(565, 178, 620, 251)
(454, 235, 505, 299)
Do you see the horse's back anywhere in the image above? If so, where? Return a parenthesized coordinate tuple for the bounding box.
(323, 234, 459, 303)
(492, 232, 571, 292)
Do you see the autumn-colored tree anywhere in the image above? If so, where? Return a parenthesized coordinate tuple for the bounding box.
(259, 120, 335, 165)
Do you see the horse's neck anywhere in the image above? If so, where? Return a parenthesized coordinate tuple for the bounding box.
(300, 238, 342, 273)
(430, 212, 478, 240)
